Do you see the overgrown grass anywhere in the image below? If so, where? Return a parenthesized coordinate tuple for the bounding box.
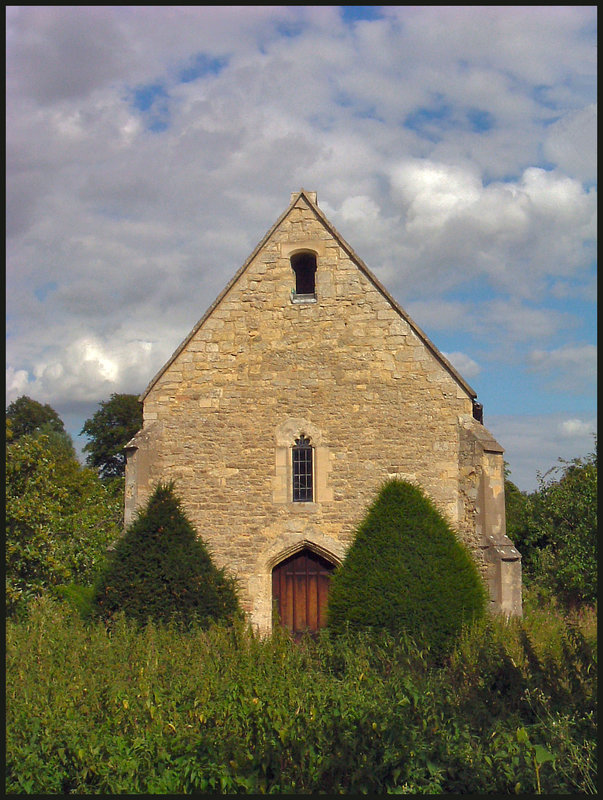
(6, 595, 597, 794)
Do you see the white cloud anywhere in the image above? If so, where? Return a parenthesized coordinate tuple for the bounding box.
(405, 299, 469, 331)
(5, 6, 596, 490)
(560, 418, 593, 438)
(391, 161, 482, 230)
(480, 300, 574, 343)
(383, 158, 596, 299)
(441, 351, 481, 379)
(405, 297, 576, 344)
(6, 336, 169, 408)
(544, 104, 597, 184)
(6, 367, 29, 397)
(488, 413, 597, 492)
(383, 6, 595, 95)
(528, 344, 596, 392)
(338, 195, 381, 225)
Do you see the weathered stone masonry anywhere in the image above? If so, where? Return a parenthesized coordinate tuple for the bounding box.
(125, 190, 522, 632)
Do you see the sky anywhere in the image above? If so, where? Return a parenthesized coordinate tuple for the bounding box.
(6, 6, 597, 492)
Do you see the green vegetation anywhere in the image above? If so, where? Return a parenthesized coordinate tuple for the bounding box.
(92, 482, 240, 628)
(81, 392, 143, 479)
(6, 417, 123, 618)
(327, 479, 487, 653)
(4, 395, 597, 793)
(505, 444, 597, 609)
(6, 596, 596, 794)
(6, 394, 66, 440)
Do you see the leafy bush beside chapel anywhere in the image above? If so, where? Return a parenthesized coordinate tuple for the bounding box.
(327, 479, 487, 652)
(93, 482, 240, 628)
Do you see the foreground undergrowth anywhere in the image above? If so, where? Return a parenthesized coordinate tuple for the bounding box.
(6, 596, 597, 794)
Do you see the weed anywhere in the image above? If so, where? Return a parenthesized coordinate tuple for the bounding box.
(6, 595, 597, 794)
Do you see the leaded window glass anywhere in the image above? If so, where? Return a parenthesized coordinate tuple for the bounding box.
(292, 435, 313, 502)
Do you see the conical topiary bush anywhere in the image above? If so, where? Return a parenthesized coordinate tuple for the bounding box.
(93, 482, 240, 628)
(327, 479, 487, 653)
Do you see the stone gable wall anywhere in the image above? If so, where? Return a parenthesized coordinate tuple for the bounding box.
(129, 196, 517, 631)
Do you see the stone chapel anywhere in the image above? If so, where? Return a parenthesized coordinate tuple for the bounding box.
(125, 189, 522, 635)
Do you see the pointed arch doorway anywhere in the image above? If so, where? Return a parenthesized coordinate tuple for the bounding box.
(272, 548, 335, 636)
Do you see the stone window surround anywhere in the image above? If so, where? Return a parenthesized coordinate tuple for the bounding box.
(281, 240, 326, 305)
(273, 418, 333, 507)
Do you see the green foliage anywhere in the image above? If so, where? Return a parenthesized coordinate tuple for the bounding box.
(55, 583, 96, 620)
(506, 445, 597, 608)
(504, 477, 531, 544)
(6, 597, 596, 794)
(533, 450, 597, 607)
(6, 395, 66, 440)
(6, 433, 70, 615)
(92, 483, 240, 628)
(327, 479, 487, 653)
(81, 392, 143, 479)
(54, 471, 124, 588)
(6, 430, 123, 617)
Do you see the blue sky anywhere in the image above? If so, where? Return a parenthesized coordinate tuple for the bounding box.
(6, 6, 596, 491)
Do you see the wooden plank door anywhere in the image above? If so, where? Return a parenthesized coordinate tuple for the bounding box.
(272, 549, 335, 636)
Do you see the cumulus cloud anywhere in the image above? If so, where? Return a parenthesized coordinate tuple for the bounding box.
(385, 158, 596, 298)
(6, 367, 29, 398)
(543, 104, 597, 185)
(528, 344, 596, 393)
(560, 418, 594, 438)
(441, 352, 481, 379)
(488, 413, 597, 492)
(7, 335, 171, 408)
(6, 6, 596, 484)
(391, 161, 482, 229)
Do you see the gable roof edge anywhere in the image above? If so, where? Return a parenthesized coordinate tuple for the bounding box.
(140, 191, 309, 400)
(305, 195, 478, 399)
(140, 189, 476, 401)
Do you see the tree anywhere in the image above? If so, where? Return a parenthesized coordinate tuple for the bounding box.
(327, 480, 487, 653)
(503, 478, 542, 575)
(508, 446, 597, 608)
(6, 395, 65, 440)
(6, 432, 69, 615)
(81, 393, 143, 479)
(92, 483, 240, 628)
(6, 427, 123, 617)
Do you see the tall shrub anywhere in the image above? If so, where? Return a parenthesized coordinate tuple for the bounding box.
(93, 482, 240, 627)
(327, 479, 487, 652)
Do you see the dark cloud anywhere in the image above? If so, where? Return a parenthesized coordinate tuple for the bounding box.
(7, 7, 129, 104)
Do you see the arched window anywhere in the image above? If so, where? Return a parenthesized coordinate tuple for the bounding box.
(291, 251, 317, 297)
(292, 434, 313, 502)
